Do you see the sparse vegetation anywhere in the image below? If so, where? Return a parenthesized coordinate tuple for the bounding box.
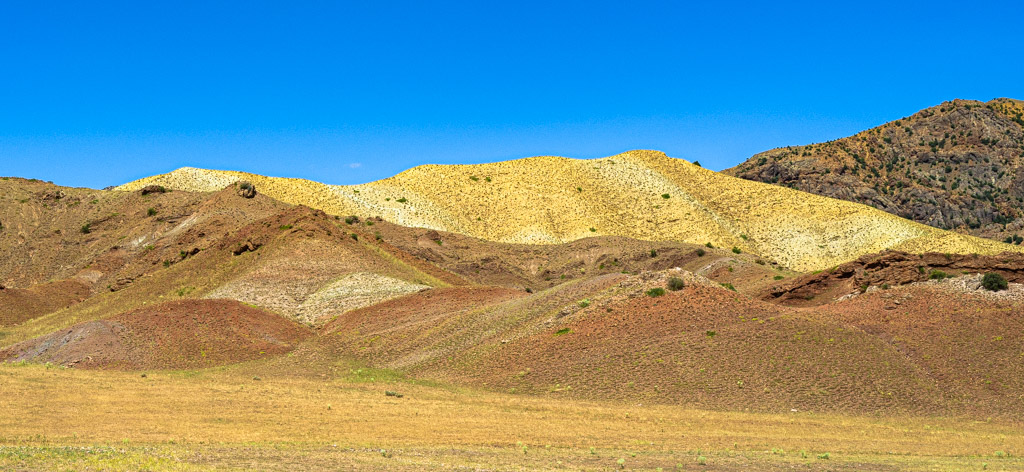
(929, 269, 949, 280)
(982, 272, 1008, 291)
(731, 246, 741, 254)
(646, 287, 665, 297)
(279, 224, 293, 230)
(661, 193, 670, 199)
(147, 207, 157, 216)
(80, 223, 91, 234)
(667, 277, 685, 291)
(695, 248, 706, 257)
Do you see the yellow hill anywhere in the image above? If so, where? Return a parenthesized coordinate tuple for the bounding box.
(116, 150, 1020, 271)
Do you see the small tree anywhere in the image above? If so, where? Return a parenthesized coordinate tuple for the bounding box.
(668, 277, 685, 291)
(982, 272, 1008, 291)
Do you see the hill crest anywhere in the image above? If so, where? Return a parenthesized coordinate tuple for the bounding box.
(115, 150, 1021, 271)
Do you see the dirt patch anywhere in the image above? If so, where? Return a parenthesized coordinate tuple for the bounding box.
(0, 299, 310, 369)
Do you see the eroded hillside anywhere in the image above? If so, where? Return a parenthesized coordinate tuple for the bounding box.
(115, 150, 1020, 271)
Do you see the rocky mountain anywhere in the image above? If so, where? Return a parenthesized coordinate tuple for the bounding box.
(727, 98, 1024, 243)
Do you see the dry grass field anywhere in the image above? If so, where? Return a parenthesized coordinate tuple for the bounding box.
(1, 362, 1022, 471)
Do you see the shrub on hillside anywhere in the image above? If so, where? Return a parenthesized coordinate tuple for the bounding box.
(731, 246, 741, 254)
(982, 272, 1008, 291)
(928, 269, 948, 280)
(667, 277, 685, 291)
(695, 248, 705, 257)
(646, 287, 666, 297)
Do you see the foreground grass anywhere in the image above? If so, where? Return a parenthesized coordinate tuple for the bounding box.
(1, 363, 1021, 471)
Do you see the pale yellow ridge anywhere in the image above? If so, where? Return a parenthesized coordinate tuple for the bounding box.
(116, 150, 1022, 271)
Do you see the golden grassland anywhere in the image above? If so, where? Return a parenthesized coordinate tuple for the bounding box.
(1, 363, 1021, 471)
(115, 150, 1020, 272)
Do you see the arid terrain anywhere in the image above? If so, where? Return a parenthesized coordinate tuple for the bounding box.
(728, 98, 1024, 242)
(3, 152, 1024, 470)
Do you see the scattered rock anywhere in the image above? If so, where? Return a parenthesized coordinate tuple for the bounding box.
(139, 185, 168, 195)
(237, 181, 257, 198)
(232, 240, 262, 255)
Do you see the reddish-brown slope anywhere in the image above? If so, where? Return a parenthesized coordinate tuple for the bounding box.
(819, 286, 1024, 414)
(0, 299, 311, 369)
(323, 272, 971, 415)
(0, 279, 92, 327)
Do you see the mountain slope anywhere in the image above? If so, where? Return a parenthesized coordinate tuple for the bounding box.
(727, 98, 1024, 242)
(115, 150, 1020, 272)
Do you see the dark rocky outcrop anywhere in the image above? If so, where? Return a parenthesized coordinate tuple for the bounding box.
(764, 250, 1024, 305)
(728, 98, 1024, 243)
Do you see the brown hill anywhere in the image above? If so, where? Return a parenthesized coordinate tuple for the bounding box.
(0, 299, 311, 369)
(727, 98, 1024, 242)
(321, 269, 1024, 416)
(4, 177, 1024, 418)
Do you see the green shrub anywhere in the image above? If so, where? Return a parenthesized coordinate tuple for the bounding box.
(147, 207, 157, 216)
(578, 299, 590, 308)
(646, 287, 666, 297)
(650, 249, 658, 257)
(396, 197, 408, 203)
(720, 282, 736, 291)
(350, 233, 359, 241)
(731, 246, 741, 254)
(928, 269, 948, 280)
(469, 175, 479, 181)
(982, 273, 1008, 291)
(279, 224, 292, 230)
(705, 242, 713, 248)
(554, 328, 571, 336)
(80, 223, 91, 234)
(344, 216, 356, 224)
(695, 248, 706, 257)
(667, 277, 685, 291)
(661, 193, 670, 199)
(773, 275, 784, 280)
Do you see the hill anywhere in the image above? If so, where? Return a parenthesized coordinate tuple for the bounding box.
(727, 98, 1024, 242)
(3, 178, 1024, 418)
(114, 150, 1020, 272)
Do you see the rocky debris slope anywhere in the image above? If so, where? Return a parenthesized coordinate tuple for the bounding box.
(728, 98, 1024, 242)
(114, 150, 1021, 272)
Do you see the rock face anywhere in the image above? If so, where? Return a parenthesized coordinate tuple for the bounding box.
(764, 250, 1024, 305)
(727, 98, 1024, 243)
(139, 184, 167, 195)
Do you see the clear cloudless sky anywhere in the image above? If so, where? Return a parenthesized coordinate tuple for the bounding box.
(1, 1, 1022, 189)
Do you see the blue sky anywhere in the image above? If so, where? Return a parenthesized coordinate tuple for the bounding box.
(1, 1, 1022, 189)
